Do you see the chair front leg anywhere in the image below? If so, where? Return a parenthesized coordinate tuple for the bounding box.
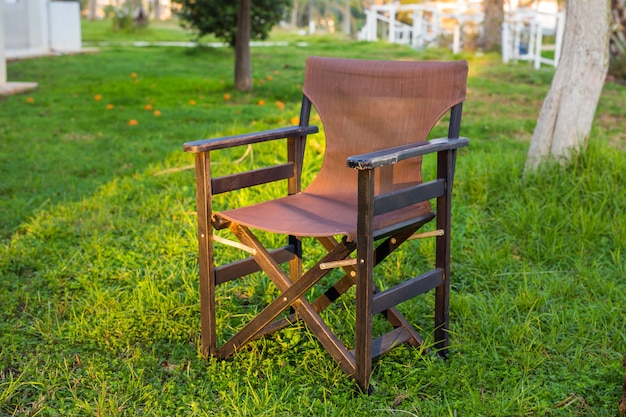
(355, 168, 375, 393)
(434, 148, 456, 356)
(194, 152, 217, 358)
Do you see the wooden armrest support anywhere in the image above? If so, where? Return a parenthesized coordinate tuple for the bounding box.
(183, 125, 319, 153)
(346, 137, 469, 170)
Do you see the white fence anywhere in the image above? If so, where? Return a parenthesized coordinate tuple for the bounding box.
(359, 1, 565, 69)
(501, 8, 565, 69)
(358, 1, 483, 54)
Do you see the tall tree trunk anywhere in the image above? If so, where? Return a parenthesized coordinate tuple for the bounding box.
(525, 0, 610, 171)
(154, 0, 161, 20)
(610, 0, 626, 57)
(477, 0, 504, 51)
(290, 2, 298, 27)
(329, 0, 351, 34)
(343, 0, 350, 35)
(235, 0, 252, 91)
(88, 0, 97, 20)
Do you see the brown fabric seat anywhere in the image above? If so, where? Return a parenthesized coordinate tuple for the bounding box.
(183, 56, 469, 393)
(218, 191, 431, 240)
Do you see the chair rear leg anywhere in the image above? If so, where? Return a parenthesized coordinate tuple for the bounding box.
(199, 232, 217, 357)
(288, 235, 302, 281)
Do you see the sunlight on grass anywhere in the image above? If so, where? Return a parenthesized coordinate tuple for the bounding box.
(1, 27, 625, 416)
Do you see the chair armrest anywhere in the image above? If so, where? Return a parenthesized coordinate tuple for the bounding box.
(183, 126, 319, 153)
(346, 137, 469, 170)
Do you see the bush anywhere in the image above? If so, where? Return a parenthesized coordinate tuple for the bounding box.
(103, 1, 148, 32)
(172, 0, 291, 46)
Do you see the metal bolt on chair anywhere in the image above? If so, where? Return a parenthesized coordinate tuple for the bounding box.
(183, 56, 469, 392)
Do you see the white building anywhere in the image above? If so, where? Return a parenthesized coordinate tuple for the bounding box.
(0, 0, 81, 94)
(3, 0, 82, 60)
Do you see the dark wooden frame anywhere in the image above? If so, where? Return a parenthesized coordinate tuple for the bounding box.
(183, 96, 468, 392)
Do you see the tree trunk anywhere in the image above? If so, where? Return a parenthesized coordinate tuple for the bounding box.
(290, 2, 298, 27)
(343, 0, 350, 35)
(154, 0, 161, 20)
(477, 0, 504, 51)
(88, 0, 97, 20)
(328, 1, 350, 34)
(525, 0, 610, 171)
(610, 0, 626, 57)
(234, 0, 252, 91)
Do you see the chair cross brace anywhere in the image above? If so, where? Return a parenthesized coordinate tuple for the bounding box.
(217, 220, 357, 374)
(210, 212, 437, 379)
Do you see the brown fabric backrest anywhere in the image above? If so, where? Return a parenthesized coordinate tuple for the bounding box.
(302, 56, 468, 198)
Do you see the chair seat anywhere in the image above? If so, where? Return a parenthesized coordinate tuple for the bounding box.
(217, 191, 432, 241)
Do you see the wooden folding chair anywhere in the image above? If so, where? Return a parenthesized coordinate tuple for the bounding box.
(183, 56, 469, 392)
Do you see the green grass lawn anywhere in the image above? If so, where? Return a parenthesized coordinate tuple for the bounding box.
(1, 19, 626, 416)
(81, 17, 201, 43)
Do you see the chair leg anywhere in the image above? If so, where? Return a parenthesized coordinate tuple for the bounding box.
(434, 269, 450, 356)
(194, 152, 217, 357)
(355, 255, 373, 393)
(288, 235, 302, 281)
(434, 208, 451, 354)
(199, 232, 217, 357)
(355, 168, 375, 393)
(434, 149, 455, 355)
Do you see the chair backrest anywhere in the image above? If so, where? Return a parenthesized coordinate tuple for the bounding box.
(302, 56, 467, 198)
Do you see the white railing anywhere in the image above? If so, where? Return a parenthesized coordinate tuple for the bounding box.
(359, 5, 438, 48)
(358, 1, 483, 54)
(502, 8, 566, 69)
